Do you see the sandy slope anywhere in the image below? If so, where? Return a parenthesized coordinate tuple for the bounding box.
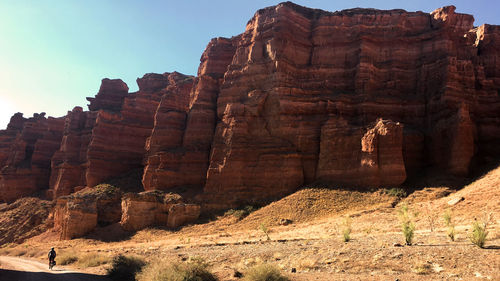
(0, 256, 109, 281)
(1, 165, 499, 280)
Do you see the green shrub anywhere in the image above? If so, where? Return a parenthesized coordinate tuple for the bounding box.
(398, 204, 416, 245)
(384, 188, 407, 198)
(342, 216, 352, 242)
(469, 217, 488, 248)
(137, 257, 218, 281)
(243, 263, 290, 281)
(107, 255, 146, 281)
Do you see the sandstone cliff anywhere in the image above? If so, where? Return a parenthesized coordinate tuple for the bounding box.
(199, 3, 500, 208)
(0, 113, 64, 202)
(0, 2, 499, 214)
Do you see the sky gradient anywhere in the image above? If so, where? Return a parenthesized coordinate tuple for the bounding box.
(1, 0, 499, 129)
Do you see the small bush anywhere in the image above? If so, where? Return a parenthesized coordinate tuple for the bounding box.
(107, 255, 146, 281)
(342, 216, 352, 242)
(225, 205, 256, 220)
(58, 251, 79, 265)
(137, 257, 218, 281)
(470, 214, 492, 248)
(398, 204, 416, 245)
(244, 263, 290, 281)
(260, 223, 270, 241)
(443, 209, 456, 241)
(77, 253, 111, 268)
(384, 188, 407, 198)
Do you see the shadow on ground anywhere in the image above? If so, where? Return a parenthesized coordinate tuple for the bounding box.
(0, 268, 110, 281)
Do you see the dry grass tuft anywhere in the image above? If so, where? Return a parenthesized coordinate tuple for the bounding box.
(137, 257, 218, 281)
(244, 263, 290, 281)
(412, 261, 433, 275)
(10, 248, 27, 256)
(58, 251, 79, 265)
(77, 253, 111, 268)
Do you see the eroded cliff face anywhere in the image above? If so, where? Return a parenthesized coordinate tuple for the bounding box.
(199, 3, 500, 208)
(0, 2, 499, 213)
(49, 73, 195, 198)
(0, 113, 64, 202)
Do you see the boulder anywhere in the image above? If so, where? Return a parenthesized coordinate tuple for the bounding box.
(53, 185, 122, 239)
(53, 197, 97, 240)
(120, 190, 200, 231)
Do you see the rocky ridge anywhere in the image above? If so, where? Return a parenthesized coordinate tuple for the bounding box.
(0, 3, 498, 225)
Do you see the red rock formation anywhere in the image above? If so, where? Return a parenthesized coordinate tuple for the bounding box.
(318, 119, 406, 185)
(120, 190, 200, 231)
(53, 196, 97, 240)
(86, 78, 128, 112)
(2, 3, 500, 214)
(49, 107, 97, 198)
(53, 185, 122, 240)
(0, 113, 26, 168)
(142, 39, 236, 191)
(85, 73, 195, 188)
(197, 3, 500, 208)
(0, 113, 64, 202)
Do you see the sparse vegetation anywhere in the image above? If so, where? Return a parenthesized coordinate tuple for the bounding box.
(137, 257, 218, 281)
(260, 223, 271, 241)
(10, 248, 27, 256)
(74, 184, 122, 200)
(225, 205, 256, 220)
(443, 209, 456, 241)
(398, 204, 416, 245)
(243, 263, 290, 281)
(470, 213, 493, 248)
(58, 251, 79, 265)
(423, 205, 438, 232)
(107, 254, 146, 281)
(342, 215, 352, 242)
(413, 261, 432, 275)
(384, 187, 407, 198)
(77, 253, 111, 268)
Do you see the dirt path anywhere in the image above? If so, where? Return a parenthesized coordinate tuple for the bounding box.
(0, 256, 109, 281)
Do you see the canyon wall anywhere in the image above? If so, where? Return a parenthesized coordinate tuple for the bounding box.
(0, 3, 499, 213)
(0, 113, 64, 202)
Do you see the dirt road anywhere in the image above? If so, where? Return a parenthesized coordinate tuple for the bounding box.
(0, 256, 109, 281)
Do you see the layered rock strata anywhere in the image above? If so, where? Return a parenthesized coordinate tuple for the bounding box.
(49, 73, 194, 198)
(1, 2, 499, 213)
(0, 113, 64, 202)
(53, 185, 122, 240)
(49, 107, 97, 198)
(120, 190, 200, 231)
(198, 3, 500, 209)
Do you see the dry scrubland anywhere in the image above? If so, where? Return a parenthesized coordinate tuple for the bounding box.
(1, 166, 499, 281)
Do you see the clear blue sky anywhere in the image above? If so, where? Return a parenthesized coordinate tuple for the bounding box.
(1, 0, 498, 129)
